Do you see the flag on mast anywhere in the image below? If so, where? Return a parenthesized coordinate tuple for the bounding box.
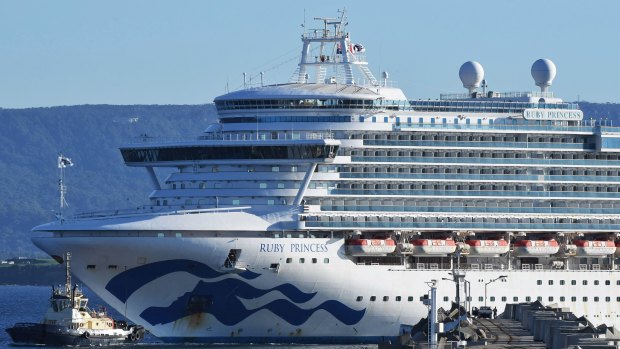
(58, 155, 74, 168)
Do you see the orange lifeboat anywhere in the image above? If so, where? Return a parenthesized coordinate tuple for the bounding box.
(345, 238, 396, 256)
(398, 239, 456, 256)
(513, 239, 560, 256)
(466, 239, 509, 256)
(574, 240, 616, 256)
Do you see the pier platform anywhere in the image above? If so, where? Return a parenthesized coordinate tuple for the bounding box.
(467, 318, 546, 348)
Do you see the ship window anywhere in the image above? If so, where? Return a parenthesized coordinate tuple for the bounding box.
(443, 296, 449, 302)
(537, 296, 542, 301)
(267, 200, 275, 205)
(277, 183, 284, 189)
(548, 280, 553, 285)
(594, 297, 599, 302)
(383, 296, 389, 302)
(548, 296, 554, 302)
(323, 258, 330, 263)
(606, 280, 611, 285)
(617, 281, 620, 286)
(312, 258, 317, 264)
(583, 280, 588, 285)
(408, 296, 414, 302)
(490, 296, 495, 302)
(396, 296, 402, 302)
(526, 296, 531, 302)
(259, 183, 267, 189)
(299, 258, 305, 263)
(513, 297, 518, 302)
(571, 280, 576, 285)
(571, 297, 577, 302)
(594, 280, 599, 285)
(478, 296, 483, 301)
(356, 296, 363, 302)
(232, 199, 240, 205)
(537, 280, 542, 285)
(272, 166, 280, 172)
(583, 297, 588, 302)
(560, 296, 565, 302)
(157, 233, 164, 238)
(370, 296, 376, 302)
(501, 297, 507, 302)
(560, 280, 565, 285)
(606, 297, 611, 302)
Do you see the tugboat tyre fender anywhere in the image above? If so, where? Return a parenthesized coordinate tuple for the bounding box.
(129, 333, 137, 341)
(83, 331, 90, 339)
(135, 332, 142, 341)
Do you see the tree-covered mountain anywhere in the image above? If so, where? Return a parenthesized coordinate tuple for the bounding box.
(0, 105, 216, 259)
(0, 102, 619, 259)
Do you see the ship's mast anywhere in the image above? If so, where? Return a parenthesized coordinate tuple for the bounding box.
(65, 251, 71, 300)
(57, 154, 73, 222)
(293, 9, 378, 86)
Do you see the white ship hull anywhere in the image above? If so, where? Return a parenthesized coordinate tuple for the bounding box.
(33, 221, 620, 344)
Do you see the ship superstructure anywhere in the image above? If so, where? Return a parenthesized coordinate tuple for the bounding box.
(32, 11, 620, 344)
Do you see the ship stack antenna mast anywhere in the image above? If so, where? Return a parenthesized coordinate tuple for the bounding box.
(57, 154, 74, 222)
(65, 252, 72, 301)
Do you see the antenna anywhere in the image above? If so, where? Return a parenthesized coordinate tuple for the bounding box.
(57, 153, 73, 222)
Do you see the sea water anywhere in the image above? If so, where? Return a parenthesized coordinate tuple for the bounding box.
(0, 285, 374, 349)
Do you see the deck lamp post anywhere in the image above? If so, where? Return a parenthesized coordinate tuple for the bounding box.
(484, 275, 507, 307)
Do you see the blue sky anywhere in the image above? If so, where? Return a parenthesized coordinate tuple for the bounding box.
(1, 0, 619, 108)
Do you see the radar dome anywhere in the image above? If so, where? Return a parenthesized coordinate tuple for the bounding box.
(459, 61, 484, 94)
(531, 58, 556, 92)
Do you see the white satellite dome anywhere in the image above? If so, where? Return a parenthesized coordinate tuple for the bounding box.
(459, 61, 484, 94)
(531, 58, 556, 92)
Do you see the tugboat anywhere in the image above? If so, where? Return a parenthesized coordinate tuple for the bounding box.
(5, 252, 145, 346)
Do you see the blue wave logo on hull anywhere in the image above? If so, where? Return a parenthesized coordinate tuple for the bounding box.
(140, 279, 365, 326)
(105, 259, 365, 326)
(105, 259, 260, 303)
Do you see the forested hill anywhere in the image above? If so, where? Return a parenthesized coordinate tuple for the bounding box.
(0, 102, 619, 259)
(0, 105, 216, 258)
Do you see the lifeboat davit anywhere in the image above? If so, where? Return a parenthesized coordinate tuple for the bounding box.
(397, 239, 456, 256)
(513, 239, 560, 256)
(345, 238, 396, 256)
(574, 240, 616, 256)
(466, 239, 509, 256)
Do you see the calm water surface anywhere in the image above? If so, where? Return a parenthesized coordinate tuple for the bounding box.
(0, 286, 374, 349)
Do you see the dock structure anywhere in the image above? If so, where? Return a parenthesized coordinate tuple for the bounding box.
(389, 301, 620, 349)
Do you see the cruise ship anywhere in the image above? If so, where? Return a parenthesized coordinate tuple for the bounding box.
(33, 11, 620, 344)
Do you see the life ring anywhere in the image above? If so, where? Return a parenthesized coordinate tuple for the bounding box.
(83, 331, 90, 339)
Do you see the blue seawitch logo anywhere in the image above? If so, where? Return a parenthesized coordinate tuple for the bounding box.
(105, 259, 260, 303)
(105, 259, 365, 327)
(140, 279, 365, 326)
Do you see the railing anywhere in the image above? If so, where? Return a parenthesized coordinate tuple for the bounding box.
(329, 188, 620, 198)
(320, 205, 620, 215)
(304, 221, 620, 230)
(123, 131, 335, 145)
(351, 156, 620, 166)
(71, 206, 252, 220)
(339, 173, 620, 183)
(397, 123, 601, 133)
(364, 140, 594, 150)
